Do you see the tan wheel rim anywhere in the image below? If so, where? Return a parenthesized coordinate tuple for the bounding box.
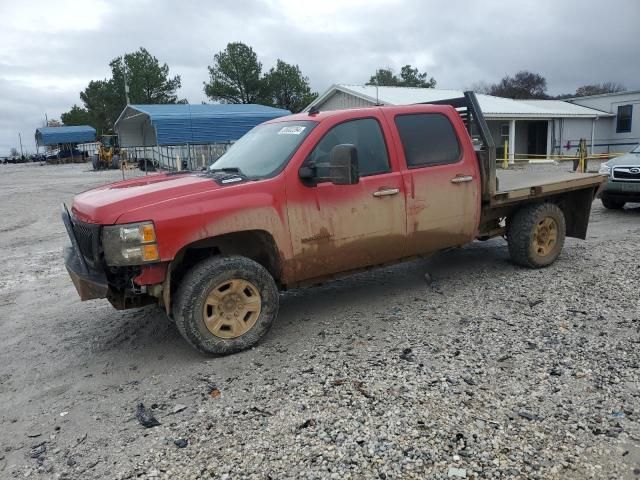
(533, 217, 558, 257)
(203, 279, 262, 339)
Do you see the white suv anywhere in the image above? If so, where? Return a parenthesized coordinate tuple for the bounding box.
(598, 144, 640, 209)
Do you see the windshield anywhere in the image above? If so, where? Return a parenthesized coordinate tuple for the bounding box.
(631, 144, 640, 153)
(210, 120, 316, 179)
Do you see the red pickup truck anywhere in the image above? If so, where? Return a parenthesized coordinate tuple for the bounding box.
(63, 93, 605, 355)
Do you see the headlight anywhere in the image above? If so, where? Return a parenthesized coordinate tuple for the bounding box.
(598, 163, 611, 175)
(102, 221, 160, 266)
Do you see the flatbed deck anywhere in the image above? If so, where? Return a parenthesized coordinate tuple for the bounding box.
(493, 170, 606, 205)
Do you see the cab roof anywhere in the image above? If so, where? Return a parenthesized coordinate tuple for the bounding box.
(265, 104, 457, 124)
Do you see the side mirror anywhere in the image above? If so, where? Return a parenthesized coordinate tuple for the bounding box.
(329, 144, 359, 185)
(298, 165, 315, 180)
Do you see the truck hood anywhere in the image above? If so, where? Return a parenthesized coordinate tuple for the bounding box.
(72, 172, 222, 224)
(605, 152, 640, 167)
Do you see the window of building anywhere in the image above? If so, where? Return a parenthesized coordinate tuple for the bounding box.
(306, 118, 390, 179)
(394, 113, 461, 168)
(616, 105, 633, 133)
(500, 123, 510, 144)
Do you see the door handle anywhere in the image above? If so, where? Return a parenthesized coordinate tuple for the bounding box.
(373, 188, 400, 197)
(450, 175, 473, 184)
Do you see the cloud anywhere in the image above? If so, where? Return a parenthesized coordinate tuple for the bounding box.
(1, 0, 638, 155)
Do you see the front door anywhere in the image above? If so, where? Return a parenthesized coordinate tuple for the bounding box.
(384, 111, 480, 256)
(527, 121, 548, 156)
(285, 116, 406, 283)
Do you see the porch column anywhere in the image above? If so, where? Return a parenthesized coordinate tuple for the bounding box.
(546, 120, 552, 159)
(508, 119, 516, 165)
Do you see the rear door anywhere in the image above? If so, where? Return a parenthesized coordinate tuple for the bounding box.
(383, 110, 480, 256)
(285, 115, 406, 282)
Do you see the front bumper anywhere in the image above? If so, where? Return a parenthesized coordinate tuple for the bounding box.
(62, 204, 108, 301)
(599, 178, 640, 201)
(64, 246, 108, 300)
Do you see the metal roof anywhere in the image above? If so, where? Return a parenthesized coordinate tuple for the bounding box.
(308, 84, 611, 119)
(115, 104, 291, 147)
(35, 125, 96, 146)
(517, 99, 611, 117)
(566, 89, 640, 101)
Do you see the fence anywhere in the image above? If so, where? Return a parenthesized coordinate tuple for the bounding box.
(122, 144, 232, 171)
(498, 138, 625, 172)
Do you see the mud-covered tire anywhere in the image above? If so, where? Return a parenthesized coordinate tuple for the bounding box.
(173, 255, 279, 355)
(507, 203, 566, 268)
(601, 196, 625, 210)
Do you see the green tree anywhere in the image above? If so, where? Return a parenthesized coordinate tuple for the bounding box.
(61, 105, 93, 126)
(262, 60, 318, 112)
(111, 48, 182, 105)
(204, 42, 263, 103)
(73, 80, 119, 134)
(367, 65, 436, 88)
(78, 80, 120, 133)
(367, 68, 400, 86)
(399, 65, 436, 87)
(62, 47, 182, 134)
(488, 71, 548, 99)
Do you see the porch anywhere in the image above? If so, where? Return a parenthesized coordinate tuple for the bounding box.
(486, 119, 551, 164)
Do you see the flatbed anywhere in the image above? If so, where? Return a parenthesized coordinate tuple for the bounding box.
(494, 170, 605, 205)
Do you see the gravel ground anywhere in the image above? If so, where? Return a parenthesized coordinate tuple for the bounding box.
(0, 162, 638, 479)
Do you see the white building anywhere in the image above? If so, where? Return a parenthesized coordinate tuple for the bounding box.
(568, 90, 640, 154)
(306, 84, 632, 161)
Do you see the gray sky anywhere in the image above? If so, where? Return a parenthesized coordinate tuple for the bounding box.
(1, 0, 639, 156)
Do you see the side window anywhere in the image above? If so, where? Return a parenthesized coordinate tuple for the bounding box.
(307, 118, 390, 179)
(395, 113, 461, 168)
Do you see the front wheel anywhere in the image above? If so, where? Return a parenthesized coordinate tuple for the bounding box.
(507, 203, 566, 268)
(174, 255, 279, 355)
(601, 196, 625, 210)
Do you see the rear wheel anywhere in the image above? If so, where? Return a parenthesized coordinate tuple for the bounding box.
(507, 203, 566, 268)
(601, 196, 625, 210)
(174, 255, 279, 355)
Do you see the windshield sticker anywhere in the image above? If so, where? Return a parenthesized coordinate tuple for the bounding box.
(277, 126, 306, 135)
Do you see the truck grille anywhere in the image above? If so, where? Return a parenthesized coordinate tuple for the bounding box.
(71, 218, 101, 266)
(612, 167, 640, 181)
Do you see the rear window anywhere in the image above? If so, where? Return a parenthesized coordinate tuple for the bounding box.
(395, 113, 461, 168)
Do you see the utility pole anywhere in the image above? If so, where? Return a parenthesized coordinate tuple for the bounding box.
(122, 57, 130, 105)
(18, 133, 24, 158)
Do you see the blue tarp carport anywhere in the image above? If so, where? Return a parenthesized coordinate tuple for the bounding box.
(114, 104, 291, 147)
(35, 125, 96, 146)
